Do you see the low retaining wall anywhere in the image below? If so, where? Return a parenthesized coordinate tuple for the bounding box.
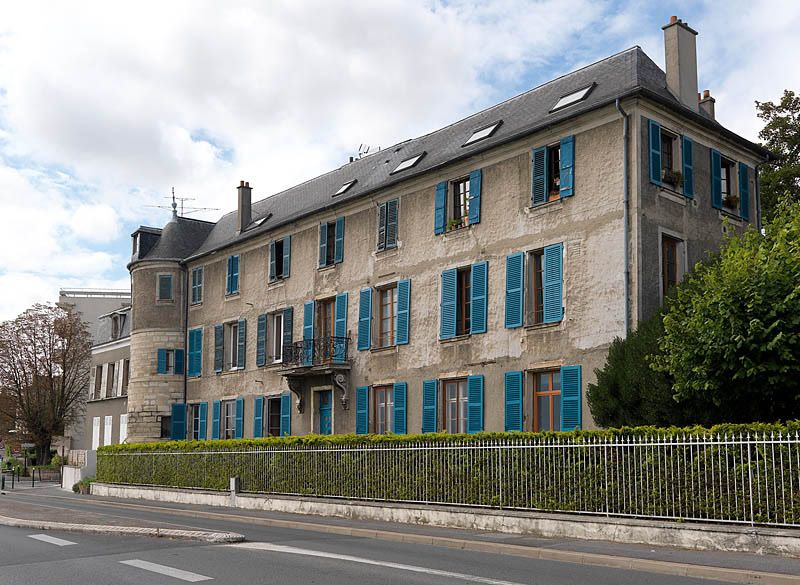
(91, 483, 800, 557)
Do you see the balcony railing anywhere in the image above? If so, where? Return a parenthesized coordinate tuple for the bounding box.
(282, 336, 349, 368)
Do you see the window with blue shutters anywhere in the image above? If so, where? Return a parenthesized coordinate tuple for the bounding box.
(470, 261, 488, 334)
(234, 397, 244, 439)
(355, 386, 369, 434)
(542, 243, 564, 324)
(441, 263, 488, 339)
(213, 324, 224, 373)
(466, 375, 484, 434)
(532, 137, 574, 206)
(648, 119, 662, 184)
(396, 279, 410, 345)
(559, 136, 574, 197)
(357, 288, 372, 350)
(434, 181, 447, 234)
(190, 401, 207, 440)
(157, 349, 182, 375)
(211, 400, 221, 439)
(422, 379, 438, 433)
(256, 314, 267, 367)
(682, 136, 694, 198)
(237, 319, 247, 369)
(334, 217, 345, 264)
(436, 170, 483, 235)
(534, 369, 563, 431)
(522, 244, 564, 326)
(560, 365, 582, 431)
(393, 382, 407, 434)
(280, 392, 292, 436)
(226, 255, 240, 295)
(738, 162, 750, 220)
(190, 267, 203, 304)
(440, 269, 457, 339)
(505, 253, 524, 328)
(269, 236, 291, 281)
(170, 403, 186, 440)
(333, 292, 348, 363)
(253, 396, 264, 438)
(504, 371, 523, 432)
(377, 199, 398, 250)
(174, 349, 184, 375)
(319, 221, 339, 268)
(188, 328, 203, 377)
(302, 300, 314, 366)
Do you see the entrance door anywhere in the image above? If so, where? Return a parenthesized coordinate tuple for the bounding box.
(318, 390, 332, 435)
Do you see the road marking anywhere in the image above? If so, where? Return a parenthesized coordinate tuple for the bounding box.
(27, 534, 77, 546)
(229, 542, 525, 585)
(120, 559, 212, 582)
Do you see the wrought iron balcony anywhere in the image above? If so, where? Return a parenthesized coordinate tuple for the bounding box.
(282, 336, 350, 368)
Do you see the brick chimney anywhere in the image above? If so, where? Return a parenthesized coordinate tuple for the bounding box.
(662, 15, 699, 112)
(237, 180, 251, 232)
(699, 89, 715, 119)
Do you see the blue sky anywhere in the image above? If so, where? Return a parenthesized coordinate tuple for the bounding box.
(0, 0, 798, 320)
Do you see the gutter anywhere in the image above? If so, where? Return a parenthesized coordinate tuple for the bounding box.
(615, 98, 631, 336)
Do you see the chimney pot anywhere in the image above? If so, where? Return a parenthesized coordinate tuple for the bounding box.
(239, 180, 245, 187)
(703, 89, 710, 99)
(670, 15, 678, 24)
(237, 180, 252, 232)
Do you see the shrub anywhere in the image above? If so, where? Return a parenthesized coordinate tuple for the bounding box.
(72, 476, 94, 494)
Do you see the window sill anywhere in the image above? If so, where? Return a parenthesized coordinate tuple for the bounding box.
(374, 246, 400, 260)
(224, 292, 240, 300)
(187, 375, 202, 381)
(217, 367, 245, 376)
(439, 334, 471, 344)
(525, 320, 562, 332)
(259, 361, 285, 369)
(189, 301, 203, 309)
(88, 395, 126, 403)
(370, 344, 397, 354)
(442, 224, 473, 239)
(317, 263, 337, 273)
(718, 210, 743, 225)
(268, 278, 287, 288)
(526, 198, 563, 215)
(657, 187, 688, 205)
(155, 299, 175, 305)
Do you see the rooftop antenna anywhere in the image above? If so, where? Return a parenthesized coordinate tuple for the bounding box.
(145, 187, 220, 218)
(349, 144, 381, 163)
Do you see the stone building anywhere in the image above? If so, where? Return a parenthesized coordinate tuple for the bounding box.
(126, 17, 771, 443)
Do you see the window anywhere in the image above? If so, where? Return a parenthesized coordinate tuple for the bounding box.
(265, 397, 282, 437)
(106, 362, 116, 397)
(377, 199, 398, 251)
(448, 178, 470, 230)
(121, 359, 129, 396)
(320, 221, 336, 267)
(373, 385, 394, 434)
(534, 370, 561, 431)
(516, 243, 562, 327)
(228, 322, 240, 369)
(444, 378, 468, 433)
(550, 83, 594, 112)
(529, 250, 545, 324)
(532, 137, 574, 205)
(316, 297, 335, 339)
(111, 314, 123, 339)
(132, 234, 139, 256)
(661, 131, 675, 175)
(390, 152, 425, 174)
(271, 312, 284, 363)
(546, 144, 561, 201)
(222, 399, 236, 440)
(157, 274, 173, 301)
(377, 285, 398, 348)
(463, 121, 502, 147)
(721, 157, 735, 202)
(103, 415, 113, 446)
(160, 415, 171, 439)
(226, 255, 240, 295)
(93, 365, 102, 399)
(191, 267, 204, 304)
(188, 403, 202, 440)
(270, 237, 291, 281)
(119, 414, 128, 443)
(661, 234, 684, 299)
(334, 180, 356, 197)
(456, 267, 471, 336)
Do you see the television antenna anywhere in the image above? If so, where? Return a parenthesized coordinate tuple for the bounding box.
(145, 187, 220, 217)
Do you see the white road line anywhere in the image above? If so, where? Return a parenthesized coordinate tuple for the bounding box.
(228, 542, 526, 585)
(27, 534, 77, 547)
(119, 559, 212, 582)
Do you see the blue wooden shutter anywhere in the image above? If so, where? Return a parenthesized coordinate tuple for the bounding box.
(505, 253, 524, 328)
(318, 222, 328, 268)
(386, 199, 398, 248)
(211, 400, 221, 439)
(710, 149, 722, 209)
(393, 382, 407, 434)
(282, 307, 293, 356)
(355, 386, 369, 434)
(213, 324, 224, 373)
(283, 236, 291, 277)
(269, 240, 276, 282)
(470, 261, 488, 334)
(467, 375, 484, 434)
(543, 243, 563, 323)
(280, 392, 292, 436)
(531, 147, 547, 206)
(188, 329, 202, 377)
(434, 181, 447, 235)
(396, 279, 410, 345)
(302, 301, 314, 366)
(334, 217, 345, 264)
(233, 255, 240, 292)
(560, 365, 582, 431)
(357, 288, 372, 350)
(174, 349, 184, 375)
(739, 162, 750, 220)
(256, 314, 267, 367)
(440, 269, 457, 339)
(198, 402, 208, 440)
(157, 349, 167, 374)
(170, 403, 186, 440)
(682, 136, 694, 198)
(468, 169, 482, 224)
(422, 379, 438, 433)
(648, 119, 662, 184)
(377, 202, 387, 250)
(334, 292, 348, 363)
(234, 396, 244, 439)
(559, 135, 575, 197)
(253, 396, 264, 438)
(226, 256, 233, 294)
(237, 319, 246, 368)
(504, 371, 523, 431)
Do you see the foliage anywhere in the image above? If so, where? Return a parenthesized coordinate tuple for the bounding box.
(653, 197, 800, 422)
(0, 304, 92, 465)
(756, 90, 800, 220)
(587, 309, 708, 427)
(49, 453, 63, 467)
(72, 476, 94, 494)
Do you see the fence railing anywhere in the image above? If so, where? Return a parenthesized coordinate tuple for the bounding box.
(282, 336, 349, 367)
(97, 433, 800, 527)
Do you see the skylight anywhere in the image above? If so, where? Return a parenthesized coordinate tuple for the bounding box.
(390, 152, 426, 174)
(551, 83, 595, 112)
(333, 179, 357, 197)
(463, 120, 502, 147)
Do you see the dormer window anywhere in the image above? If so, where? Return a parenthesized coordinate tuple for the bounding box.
(334, 180, 357, 197)
(390, 152, 425, 175)
(550, 83, 595, 112)
(132, 234, 139, 256)
(463, 121, 502, 147)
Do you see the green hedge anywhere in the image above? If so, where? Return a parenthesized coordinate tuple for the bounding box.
(97, 422, 800, 526)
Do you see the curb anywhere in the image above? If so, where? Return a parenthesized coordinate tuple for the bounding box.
(0, 514, 245, 543)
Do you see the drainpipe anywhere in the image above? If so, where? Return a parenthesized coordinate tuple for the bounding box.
(182, 263, 188, 404)
(754, 161, 767, 233)
(615, 98, 630, 336)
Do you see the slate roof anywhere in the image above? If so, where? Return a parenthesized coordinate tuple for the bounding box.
(134, 215, 215, 264)
(135, 46, 771, 265)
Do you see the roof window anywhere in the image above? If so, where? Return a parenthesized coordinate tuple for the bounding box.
(390, 152, 426, 175)
(333, 179, 357, 197)
(551, 83, 595, 112)
(463, 120, 502, 147)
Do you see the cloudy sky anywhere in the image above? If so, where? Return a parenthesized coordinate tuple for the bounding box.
(0, 0, 798, 321)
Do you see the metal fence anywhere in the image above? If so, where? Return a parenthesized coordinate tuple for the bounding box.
(97, 432, 800, 527)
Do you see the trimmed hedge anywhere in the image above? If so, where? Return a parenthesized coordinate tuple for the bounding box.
(97, 422, 800, 525)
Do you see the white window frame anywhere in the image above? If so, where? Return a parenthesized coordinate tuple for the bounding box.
(103, 415, 113, 446)
(191, 266, 204, 305)
(271, 312, 284, 364)
(229, 323, 240, 370)
(119, 414, 128, 443)
(91, 417, 101, 450)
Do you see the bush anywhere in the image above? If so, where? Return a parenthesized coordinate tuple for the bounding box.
(72, 476, 94, 494)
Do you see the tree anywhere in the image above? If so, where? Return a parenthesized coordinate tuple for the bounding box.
(0, 304, 91, 464)
(586, 309, 707, 428)
(653, 197, 800, 423)
(756, 90, 800, 220)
